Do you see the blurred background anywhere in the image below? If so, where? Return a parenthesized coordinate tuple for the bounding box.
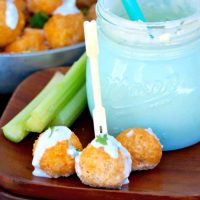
(0, 0, 97, 94)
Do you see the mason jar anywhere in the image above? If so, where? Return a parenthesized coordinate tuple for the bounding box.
(86, 0, 200, 151)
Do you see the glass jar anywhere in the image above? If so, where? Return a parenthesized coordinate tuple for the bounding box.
(86, 0, 200, 151)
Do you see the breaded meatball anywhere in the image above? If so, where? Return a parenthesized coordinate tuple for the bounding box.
(76, 0, 97, 8)
(27, 0, 62, 15)
(5, 28, 48, 53)
(117, 128, 162, 171)
(75, 134, 132, 189)
(15, 0, 30, 21)
(0, 0, 25, 47)
(44, 13, 85, 48)
(14, 0, 26, 11)
(87, 3, 96, 21)
(32, 126, 82, 178)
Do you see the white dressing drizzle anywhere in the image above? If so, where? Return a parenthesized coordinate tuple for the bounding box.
(67, 143, 79, 158)
(117, 138, 132, 185)
(126, 129, 134, 138)
(6, 0, 19, 30)
(122, 178, 129, 185)
(32, 126, 72, 178)
(145, 128, 163, 148)
(75, 152, 82, 176)
(91, 135, 119, 159)
(32, 168, 50, 178)
(53, 0, 80, 16)
(145, 128, 159, 141)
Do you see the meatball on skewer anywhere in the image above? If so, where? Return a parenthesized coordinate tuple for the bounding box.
(75, 21, 132, 189)
(75, 134, 132, 189)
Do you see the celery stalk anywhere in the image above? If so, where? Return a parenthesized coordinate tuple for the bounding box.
(26, 53, 87, 133)
(50, 84, 87, 127)
(2, 72, 64, 143)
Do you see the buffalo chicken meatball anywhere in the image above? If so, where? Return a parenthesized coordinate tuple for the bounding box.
(32, 126, 82, 178)
(44, 12, 85, 48)
(117, 128, 162, 171)
(75, 134, 132, 189)
(27, 0, 62, 15)
(0, 0, 25, 47)
(5, 28, 48, 53)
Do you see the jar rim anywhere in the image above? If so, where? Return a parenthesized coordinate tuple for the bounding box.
(97, 0, 200, 46)
(96, 0, 200, 56)
(97, 0, 200, 30)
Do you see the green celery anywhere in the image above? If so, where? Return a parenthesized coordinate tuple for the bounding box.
(26, 53, 87, 133)
(50, 84, 87, 127)
(2, 72, 64, 143)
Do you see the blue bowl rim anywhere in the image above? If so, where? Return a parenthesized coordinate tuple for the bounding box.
(0, 42, 85, 58)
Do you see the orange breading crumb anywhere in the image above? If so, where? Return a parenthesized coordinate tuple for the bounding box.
(44, 13, 85, 48)
(15, 0, 30, 21)
(5, 28, 48, 53)
(117, 128, 162, 171)
(27, 0, 62, 15)
(76, 145, 127, 189)
(14, 0, 26, 11)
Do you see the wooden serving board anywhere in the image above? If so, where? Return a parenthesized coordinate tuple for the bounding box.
(0, 187, 31, 200)
(0, 68, 200, 200)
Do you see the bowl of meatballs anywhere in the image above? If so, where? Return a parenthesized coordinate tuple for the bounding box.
(0, 0, 96, 93)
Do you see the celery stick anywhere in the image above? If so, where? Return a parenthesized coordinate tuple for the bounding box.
(2, 72, 64, 143)
(26, 53, 87, 133)
(50, 84, 87, 127)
